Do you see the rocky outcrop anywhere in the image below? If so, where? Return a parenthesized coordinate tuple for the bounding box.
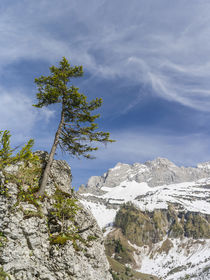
(0, 152, 112, 280)
(114, 203, 210, 246)
(105, 203, 210, 279)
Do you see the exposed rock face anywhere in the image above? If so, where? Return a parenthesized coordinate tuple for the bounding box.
(79, 158, 210, 280)
(107, 204, 210, 280)
(97, 203, 210, 280)
(0, 152, 112, 280)
(81, 158, 210, 192)
(115, 204, 210, 246)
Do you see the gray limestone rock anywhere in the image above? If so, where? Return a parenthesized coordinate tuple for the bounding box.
(0, 153, 112, 280)
(83, 157, 210, 193)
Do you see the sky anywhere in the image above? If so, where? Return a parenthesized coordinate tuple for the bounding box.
(1, 0, 210, 188)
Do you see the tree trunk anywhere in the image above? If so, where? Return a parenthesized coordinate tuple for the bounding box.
(36, 102, 65, 197)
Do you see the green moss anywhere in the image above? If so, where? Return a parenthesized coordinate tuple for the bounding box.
(22, 209, 44, 219)
(0, 185, 9, 197)
(0, 267, 11, 280)
(87, 235, 98, 242)
(0, 233, 7, 248)
(49, 233, 71, 245)
(16, 187, 41, 208)
(49, 232, 87, 251)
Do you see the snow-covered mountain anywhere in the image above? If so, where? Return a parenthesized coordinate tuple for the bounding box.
(79, 158, 210, 280)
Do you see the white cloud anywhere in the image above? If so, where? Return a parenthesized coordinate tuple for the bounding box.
(72, 0, 210, 112)
(1, 0, 210, 159)
(0, 88, 54, 141)
(4, 0, 210, 187)
(1, 0, 210, 114)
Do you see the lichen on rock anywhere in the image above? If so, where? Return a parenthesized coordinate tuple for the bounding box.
(0, 151, 112, 280)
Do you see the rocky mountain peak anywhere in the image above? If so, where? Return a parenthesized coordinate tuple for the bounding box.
(145, 157, 177, 168)
(197, 161, 210, 170)
(79, 157, 210, 280)
(82, 157, 210, 192)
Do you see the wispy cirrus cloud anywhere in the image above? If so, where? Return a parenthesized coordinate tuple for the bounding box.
(0, 88, 54, 142)
(1, 0, 210, 114)
(2, 0, 210, 187)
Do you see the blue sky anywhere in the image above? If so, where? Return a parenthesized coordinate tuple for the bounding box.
(1, 0, 210, 187)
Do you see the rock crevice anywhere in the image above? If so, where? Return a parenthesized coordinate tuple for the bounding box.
(0, 152, 112, 280)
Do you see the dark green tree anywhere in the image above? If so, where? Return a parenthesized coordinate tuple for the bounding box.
(34, 57, 114, 196)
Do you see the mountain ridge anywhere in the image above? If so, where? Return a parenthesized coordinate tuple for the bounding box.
(79, 157, 210, 280)
(80, 157, 210, 193)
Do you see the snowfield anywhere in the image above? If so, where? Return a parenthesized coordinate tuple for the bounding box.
(79, 158, 210, 279)
(81, 179, 210, 228)
(132, 238, 210, 280)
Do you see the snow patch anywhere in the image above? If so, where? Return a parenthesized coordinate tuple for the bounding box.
(132, 238, 210, 280)
(80, 200, 117, 228)
(102, 181, 151, 202)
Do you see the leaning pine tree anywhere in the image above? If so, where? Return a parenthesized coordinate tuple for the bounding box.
(34, 57, 114, 197)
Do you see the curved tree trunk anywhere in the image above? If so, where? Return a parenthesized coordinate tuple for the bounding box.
(36, 102, 65, 197)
